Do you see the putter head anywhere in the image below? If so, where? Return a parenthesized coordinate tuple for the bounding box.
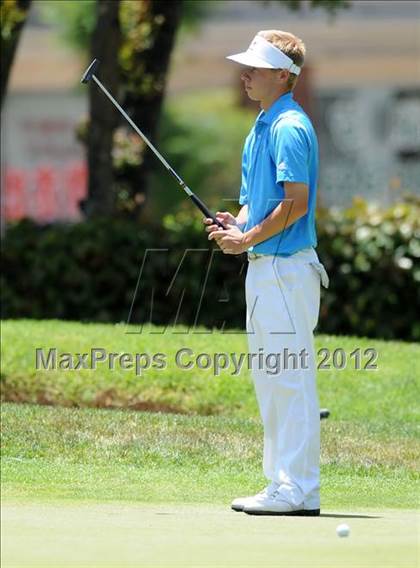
(81, 59, 100, 84)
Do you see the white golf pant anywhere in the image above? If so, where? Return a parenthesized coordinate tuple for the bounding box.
(245, 248, 329, 509)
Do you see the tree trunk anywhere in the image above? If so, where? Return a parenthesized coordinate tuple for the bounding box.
(82, 0, 121, 218)
(118, 0, 183, 218)
(1, 0, 32, 108)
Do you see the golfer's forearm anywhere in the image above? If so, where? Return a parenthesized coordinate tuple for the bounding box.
(243, 200, 307, 248)
(235, 205, 248, 227)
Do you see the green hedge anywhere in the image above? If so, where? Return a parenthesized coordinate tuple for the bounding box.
(2, 198, 419, 340)
(316, 197, 419, 340)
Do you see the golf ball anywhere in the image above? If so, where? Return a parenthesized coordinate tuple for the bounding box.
(336, 523, 350, 537)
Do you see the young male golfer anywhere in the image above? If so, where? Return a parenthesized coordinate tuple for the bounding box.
(204, 30, 329, 516)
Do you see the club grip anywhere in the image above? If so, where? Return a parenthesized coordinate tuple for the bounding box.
(190, 193, 225, 229)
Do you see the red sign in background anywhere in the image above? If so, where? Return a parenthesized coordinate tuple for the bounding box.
(3, 161, 87, 222)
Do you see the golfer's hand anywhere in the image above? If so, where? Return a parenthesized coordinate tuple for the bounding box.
(203, 211, 236, 233)
(208, 224, 248, 255)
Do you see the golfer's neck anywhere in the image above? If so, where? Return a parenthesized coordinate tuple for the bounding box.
(260, 88, 290, 112)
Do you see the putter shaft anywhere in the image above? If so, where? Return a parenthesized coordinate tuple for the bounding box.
(82, 59, 224, 229)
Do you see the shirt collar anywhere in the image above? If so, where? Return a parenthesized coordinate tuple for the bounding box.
(257, 91, 294, 124)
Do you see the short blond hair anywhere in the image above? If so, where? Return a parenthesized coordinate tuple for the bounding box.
(257, 30, 306, 89)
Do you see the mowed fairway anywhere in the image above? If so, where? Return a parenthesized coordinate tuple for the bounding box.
(2, 503, 418, 568)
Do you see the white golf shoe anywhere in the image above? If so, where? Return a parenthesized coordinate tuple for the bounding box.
(231, 482, 280, 512)
(242, 489, 320, 516)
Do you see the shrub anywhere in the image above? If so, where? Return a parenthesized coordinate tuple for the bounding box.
(2, 198, 419, 340)
(317, 197, 419, 340)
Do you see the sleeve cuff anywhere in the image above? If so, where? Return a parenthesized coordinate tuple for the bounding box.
(276, 173, 309, 184)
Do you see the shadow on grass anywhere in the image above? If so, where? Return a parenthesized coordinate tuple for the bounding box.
(320, 513, 381, 519)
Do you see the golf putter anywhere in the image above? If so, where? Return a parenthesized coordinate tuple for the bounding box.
(81, 59, 225, 229)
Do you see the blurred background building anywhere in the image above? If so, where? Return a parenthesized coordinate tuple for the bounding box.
(2, 0, 420, 222)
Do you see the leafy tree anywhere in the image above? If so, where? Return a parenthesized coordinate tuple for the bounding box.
(114, 0, 183, 216)
(82, 0, 121, 217)
(1, 0, 32, 108)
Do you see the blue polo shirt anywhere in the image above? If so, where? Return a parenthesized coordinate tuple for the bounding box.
(239, 91, 319, 256)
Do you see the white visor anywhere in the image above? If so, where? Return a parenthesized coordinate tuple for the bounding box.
(226, 35, 301, 75)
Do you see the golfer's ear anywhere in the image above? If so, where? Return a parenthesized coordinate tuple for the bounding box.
(275, 69, 289, 85)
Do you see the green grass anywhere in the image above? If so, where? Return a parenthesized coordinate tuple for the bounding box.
(2, 320, 419, 424)
(2, 403, 418, 509)
(1, 319, 419, 510)
(2, 320, 419, 567)
(3, 502, 418, 568)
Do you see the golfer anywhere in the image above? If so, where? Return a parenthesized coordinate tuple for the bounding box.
(204, 30, 329, 516)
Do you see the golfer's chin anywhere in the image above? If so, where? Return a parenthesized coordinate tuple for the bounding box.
(245, 88, 260, 102)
